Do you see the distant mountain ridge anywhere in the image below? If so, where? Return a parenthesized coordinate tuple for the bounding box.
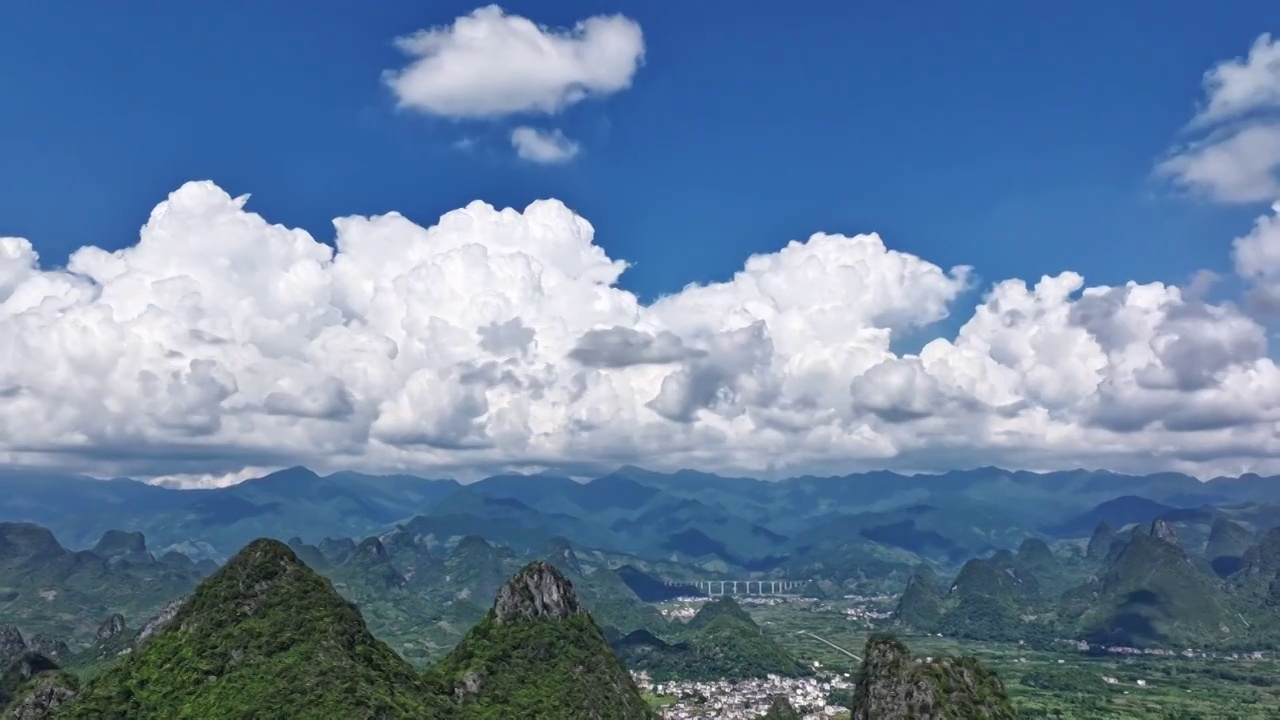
(5, 465, 1277, 565)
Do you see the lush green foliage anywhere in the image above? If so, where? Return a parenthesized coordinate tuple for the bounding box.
(62, 540, 449, 719)
(851, 634, 1015, 720)
(429, 563, 654, 719)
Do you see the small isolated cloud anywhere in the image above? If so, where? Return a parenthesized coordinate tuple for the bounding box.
(1158, 34, 1280, 204)
(511, 127, 580, 164)
(384, 5, 644, 119)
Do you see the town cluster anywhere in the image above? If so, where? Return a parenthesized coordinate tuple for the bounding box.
(633, 671, 853, 719)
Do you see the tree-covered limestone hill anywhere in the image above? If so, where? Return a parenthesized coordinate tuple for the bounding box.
(891, 517, 1280, 651)
(428, 561, 654, 720)
(1206, 517, 1255, 577)
(1066, 519, 1247, 648)
(0, 523, 206, 649)
(850, 634, 1015, 719)
(612, 596, 809, 681)
(62, 539, 451, 719)
(1228, 527, 1280, 645)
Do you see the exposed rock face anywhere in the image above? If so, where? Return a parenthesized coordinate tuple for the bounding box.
(493, 562, 585, 625)
(1150, 518, 1180, 545)
(434, 560, 653, 719)
(0, 627, 25, 666)
(4, 654, 58, 687)
(4, 671, 77, 719)
(22, 638, 66, 666)
(851, 635, 1016, 720)
(137, 599, 184, 643)
(95, 615, 126, 642)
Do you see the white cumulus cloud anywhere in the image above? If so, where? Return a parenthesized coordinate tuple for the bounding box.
(5, 181, 1280, 484)
(511, 127, 580, 164)
(384, 5, 644, 119)
(1159, 33, 1280, 203)
(1192, 33, 1280, 128)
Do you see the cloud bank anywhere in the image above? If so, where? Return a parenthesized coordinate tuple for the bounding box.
(4, 181, 1280, 485)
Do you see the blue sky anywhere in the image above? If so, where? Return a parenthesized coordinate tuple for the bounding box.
(2, 0, 1274, 306)
(5, 2, 1280, 483)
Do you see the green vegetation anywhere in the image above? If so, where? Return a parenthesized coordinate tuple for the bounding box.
(850, 634, 1015, 719)
(746, 598, 1280, 719)
(429, 562, 654, 719)
(62, 539, 449, 719)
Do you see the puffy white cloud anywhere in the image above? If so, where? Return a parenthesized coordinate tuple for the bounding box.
(1192, 33, 1280, 128)
(1157, 123, 1280, 203)
(1159, 34, 1280, 203)
(511, 127, 580, 164)
(384, 5, 644, 119)
(6, 181, 1280, 483)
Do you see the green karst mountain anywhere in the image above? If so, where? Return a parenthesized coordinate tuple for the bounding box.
(1230, 528, 1280, 645)
(1086, 521, 1116, 561)
(0, 523, 206, 648)
(894, 572, 943, 629)
(429, 561, 654, 719)
(932, 555, 1045, 643)
(613, 596, 808, 681)
(1206, 517, 1254, 577)
(1072, 521, 1244, 647)
(850, 635, 1016, 719)
(62, 539, 449, 719)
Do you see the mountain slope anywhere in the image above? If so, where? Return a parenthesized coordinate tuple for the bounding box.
(1071, 523, 1244, 647)
(430, 561, 653, 719)
(850, 634, 1014, 719)
(63, 539, 448, 719)
(1206, 517, 1254, 577)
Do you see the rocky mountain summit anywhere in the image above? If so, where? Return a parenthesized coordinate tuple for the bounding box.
(1150, 518, 1180, 545)
(850, 635, 1015, 720)
(433, 561, 654, 719)
(493, 561, 586, 624)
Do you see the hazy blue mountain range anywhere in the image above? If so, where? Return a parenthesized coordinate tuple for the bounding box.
(4, 466, 1278, 572)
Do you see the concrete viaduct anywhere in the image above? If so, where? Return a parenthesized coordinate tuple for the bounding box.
(662, 579, 809, 596)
